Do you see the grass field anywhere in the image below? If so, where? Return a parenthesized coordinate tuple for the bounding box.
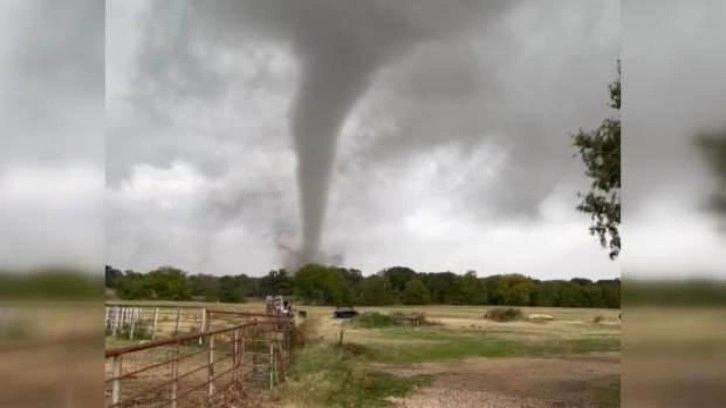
(106, 300, 621, 407)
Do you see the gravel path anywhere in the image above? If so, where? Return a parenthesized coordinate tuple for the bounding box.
(389, 387, 601, 408)
(380, 354, 620, 408)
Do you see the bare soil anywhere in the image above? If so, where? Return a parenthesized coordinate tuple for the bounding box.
(378, 352, 620, 408)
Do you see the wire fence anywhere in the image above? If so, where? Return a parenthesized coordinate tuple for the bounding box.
(104, 305, 280, 342)
(104, 307, 294, 407)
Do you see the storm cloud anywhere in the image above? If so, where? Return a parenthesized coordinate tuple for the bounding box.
(106, 0, 623, 278)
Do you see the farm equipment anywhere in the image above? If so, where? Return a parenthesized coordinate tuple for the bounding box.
(265, 295, 294, 319)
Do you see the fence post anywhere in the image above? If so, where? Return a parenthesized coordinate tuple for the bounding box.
(232, 329, 239, 385)
(152, 307, 159, 340)
(112, 306, 119, 337)
(240, 333, 246, 389)
(207, 333, 215, 399)
(199, 308, 206, 345)
(111, 355, 122, 406)
(171, 340, 179, 408)
(174, 308, 181, 337)
(269, 342, 274, 389)
(129, 310, 136, 340)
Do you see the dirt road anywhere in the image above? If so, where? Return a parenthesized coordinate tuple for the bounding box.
(378, 352, 620, 408)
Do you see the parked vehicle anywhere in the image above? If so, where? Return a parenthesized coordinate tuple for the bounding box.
(333, 306, 359, 319)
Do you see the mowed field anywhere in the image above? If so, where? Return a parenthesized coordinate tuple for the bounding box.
(107, 300, 621, 407)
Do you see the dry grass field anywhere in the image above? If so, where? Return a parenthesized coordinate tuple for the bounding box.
(107, 301, 621, 407)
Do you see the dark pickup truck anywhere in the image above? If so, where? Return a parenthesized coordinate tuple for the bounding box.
(333, 306, 359, 319)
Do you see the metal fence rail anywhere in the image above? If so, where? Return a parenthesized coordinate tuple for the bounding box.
(104, 317, 294, 407)
(104, 305, 282, 342)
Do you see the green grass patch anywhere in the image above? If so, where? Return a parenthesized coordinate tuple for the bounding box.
(276, 345, 431, 407)
(594, 377, 621, 408)
(350, 312, 399, 329)
(347, 327, 619, 363)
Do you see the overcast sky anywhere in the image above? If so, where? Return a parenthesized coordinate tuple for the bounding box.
(622, 0, 726, 278)
(0, 0, 103, 272)
(1, 1, 722, 279)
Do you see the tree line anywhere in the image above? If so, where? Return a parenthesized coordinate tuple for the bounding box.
(106, 264, 621, 309)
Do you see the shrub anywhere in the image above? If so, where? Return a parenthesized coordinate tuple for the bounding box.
(292, 315, 320, 348)
(484, 307, 524, 322)
(351, 312, 398, 328)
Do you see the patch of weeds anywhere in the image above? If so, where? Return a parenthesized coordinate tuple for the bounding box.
(484, 307, 524, 322)
(594, 377, 620, 408)
(277, 346, 431, 407)
(351, 312, 436, 329)
(0, 319, 30, 341)
(514, 337, 621, 357)
(351, 312, 399, 329)
(353, 328, 620, 363)
(105, 325, 153, 341)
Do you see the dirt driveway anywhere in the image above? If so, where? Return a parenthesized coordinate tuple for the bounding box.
(377, 352, 620, 408)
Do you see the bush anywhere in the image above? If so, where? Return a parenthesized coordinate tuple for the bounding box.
(351, 312, 398, 328)
(484, 307, 524, 322)
(292, 315, 320, 348)
(593, 315, 605, 324)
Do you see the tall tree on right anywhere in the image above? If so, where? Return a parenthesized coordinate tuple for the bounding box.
(695, 128, 726, 223)
(572, 60, 621, 259)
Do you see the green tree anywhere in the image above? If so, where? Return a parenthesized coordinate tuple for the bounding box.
(189, 274, 221, 301)
(401, 278, 431, 305)
(423, 272, 460, 304)
(105, 265, 123, 288)
(457, 271, 488, 305)
(260, 269, 294, 296)
(572, 60, 621, 259)
(294, 264, 351, 305)
(358, 275, 395, 306)
(218, 275, 251, 303)
(115, 271, 153, 299)
(694, 128, 726, 222)
(146, 266, 192, 301)
(487, 274, 534, 306)
(381, 266, 417, 294)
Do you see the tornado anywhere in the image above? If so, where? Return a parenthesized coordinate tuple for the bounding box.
(186, 0, 521, 268)
(291, 40, 393, 264)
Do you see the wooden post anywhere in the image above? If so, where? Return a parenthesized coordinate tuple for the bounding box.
(338, 324, 345, 346)
(269, 342, 274, 389)
(171, 341, 179, 408)
(207, 334, 215, 398)
(174, 308, 181, 337)
(111, 355, 122, 405)
(232, 329, 239, 385)
(240, 335, 246, 388)
(276, 341, 286, 382)
(152, 308, 159, 340)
